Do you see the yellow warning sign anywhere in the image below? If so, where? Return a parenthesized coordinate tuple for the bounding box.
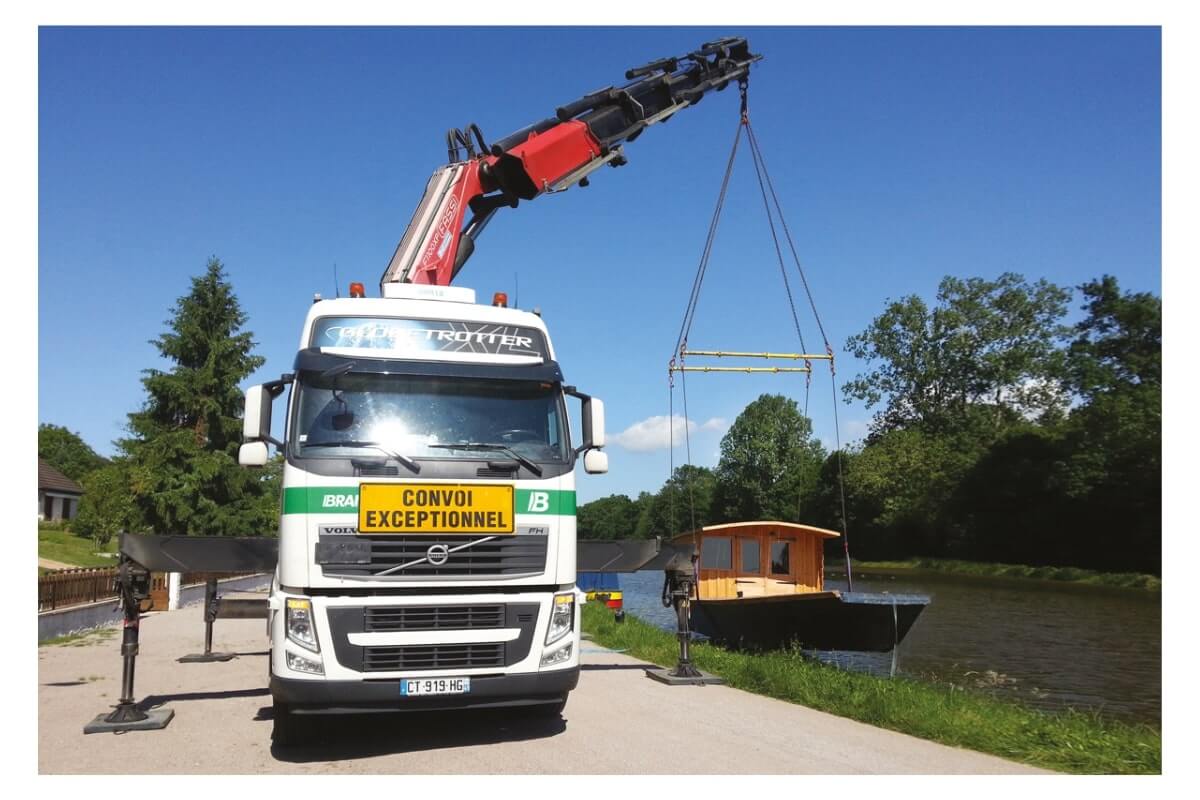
(357, 483, 514, 534)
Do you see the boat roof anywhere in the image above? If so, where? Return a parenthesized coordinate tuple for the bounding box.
(671, 521, 841, 543)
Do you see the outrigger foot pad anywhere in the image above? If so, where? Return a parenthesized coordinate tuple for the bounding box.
(644, 667, 724, 686)
(178, 652, 236, 663)
(83, 706, 174, 734)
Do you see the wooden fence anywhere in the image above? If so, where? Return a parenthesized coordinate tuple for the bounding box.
(38, 567, 117, 611)
(38, 568, 262, 612)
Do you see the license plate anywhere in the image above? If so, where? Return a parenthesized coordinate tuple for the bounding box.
(359, 483, 514, 534)
(400, 677, 471, 696)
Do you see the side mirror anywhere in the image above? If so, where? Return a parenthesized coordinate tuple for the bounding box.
(239, 441, 269, 467)
(583, 449, 608, 475)
(582, 397, 606, 449)
(243, 385, 272, 441)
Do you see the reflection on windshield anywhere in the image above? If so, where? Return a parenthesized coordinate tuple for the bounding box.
(292, 372, 568, 463)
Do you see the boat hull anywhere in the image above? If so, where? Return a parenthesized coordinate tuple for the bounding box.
(689, 592, 927, 652)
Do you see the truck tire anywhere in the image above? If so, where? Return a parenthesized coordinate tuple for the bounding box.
(271, 701, 309, 746)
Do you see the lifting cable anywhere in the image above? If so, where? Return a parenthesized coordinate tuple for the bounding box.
(667, 100, 739, 568)
(667, 79, 856, 589)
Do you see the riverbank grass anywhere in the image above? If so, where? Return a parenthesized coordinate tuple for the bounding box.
(581, 603, 1160, 774)
(835, 557, 1160, 591)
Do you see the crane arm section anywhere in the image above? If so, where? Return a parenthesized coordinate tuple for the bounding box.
(381, 37, 762, 289)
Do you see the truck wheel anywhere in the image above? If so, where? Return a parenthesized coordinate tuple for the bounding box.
(272, 701, 308, 746)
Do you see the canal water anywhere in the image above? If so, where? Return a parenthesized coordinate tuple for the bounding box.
(615, 568, 1161, 723)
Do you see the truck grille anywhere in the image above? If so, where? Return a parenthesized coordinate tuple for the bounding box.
(364, 604, 504, 632)
(326, 601, 540, 674)
(363, 643, 505, 672)
(319, 535, 548, 578)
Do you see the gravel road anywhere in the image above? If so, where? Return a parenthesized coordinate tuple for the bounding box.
(38, 604, 1048, 774)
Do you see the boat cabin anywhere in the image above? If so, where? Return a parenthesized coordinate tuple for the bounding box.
(673, 522, 840, 601)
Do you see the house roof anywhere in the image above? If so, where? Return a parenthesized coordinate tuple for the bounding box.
(38, 459, 83, 495)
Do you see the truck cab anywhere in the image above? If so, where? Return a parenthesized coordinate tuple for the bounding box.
(239, 283, 608, 743)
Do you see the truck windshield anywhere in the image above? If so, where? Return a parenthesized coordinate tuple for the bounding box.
(291, 372, 569, 463)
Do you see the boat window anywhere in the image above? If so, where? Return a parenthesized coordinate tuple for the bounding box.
(770, 540, 791, 575)
(740, 538, 761, 573)
(700, 537, 732, 570)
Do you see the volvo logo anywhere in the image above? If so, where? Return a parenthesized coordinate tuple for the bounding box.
(426, 544, 450, 566)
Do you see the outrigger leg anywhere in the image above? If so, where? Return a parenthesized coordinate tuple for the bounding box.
(83, 557, 175, 733)
(645, 560, 723, 686)
(82, 533, 278, 733)
(178, 579, 236, 663)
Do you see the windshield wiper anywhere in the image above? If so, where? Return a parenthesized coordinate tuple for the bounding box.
(428, 442, 543, 477)
(301, 440, 421, 474)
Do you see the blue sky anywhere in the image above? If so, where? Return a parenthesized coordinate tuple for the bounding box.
(38, 26, 1161, 504)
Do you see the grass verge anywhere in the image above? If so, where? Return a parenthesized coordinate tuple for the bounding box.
(581, 603, 1160, 774)
(832, 557, 1160, 591)
(37, 526, 119, 568)
(39, 626, 119, 647)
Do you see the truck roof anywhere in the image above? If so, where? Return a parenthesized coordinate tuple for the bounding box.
(298, 294, 556, 364)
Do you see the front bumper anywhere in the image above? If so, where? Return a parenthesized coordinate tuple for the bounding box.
(273, 589, 580, 681)
(271, 667, 579, 714)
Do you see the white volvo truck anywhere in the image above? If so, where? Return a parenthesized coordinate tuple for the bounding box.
(238, 282, 608, 744)
(231, 38, 761, 743)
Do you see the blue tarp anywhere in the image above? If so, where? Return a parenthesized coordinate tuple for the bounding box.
(578, 571, 621, 592)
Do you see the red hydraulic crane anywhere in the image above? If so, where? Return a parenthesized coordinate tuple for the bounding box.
(380, 37, 762, 289)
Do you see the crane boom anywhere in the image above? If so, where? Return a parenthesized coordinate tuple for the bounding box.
(380, 37, 762, 289)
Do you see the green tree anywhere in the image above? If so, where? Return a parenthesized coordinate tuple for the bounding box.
(630, 491, 656, 539)
(844, 273, 1071, 434)
(713, 394, 826, 523)
(949, 427, 1074, 565)
(840, 427, 985, 558)
(249, 452, 286, 534)
(1066, 275, 1160, 397)
(642, 464, 718, 537)
(119, 257, 277, 536)
(38, 423, 107, 482)
(1058, 390, 1160, 573)
(576, 494, 640, 539)
(72, 460, 144, 550)
(837, 274, 1161, 573)
(1058, 276, 1161, 573)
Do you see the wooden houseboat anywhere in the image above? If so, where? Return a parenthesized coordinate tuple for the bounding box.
(675, 522, 927, 652)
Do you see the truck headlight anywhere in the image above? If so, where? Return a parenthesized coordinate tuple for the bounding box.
(541, 642, 573, 667)
(286, 598, 320, 652)
(545, 593, 574, 645)
(286, 650, 324, 675)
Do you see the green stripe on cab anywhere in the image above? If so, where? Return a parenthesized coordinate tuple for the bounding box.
(282, 487, 358, 514)
(515, 488, 576, 516)
(282, 486, 575, 516)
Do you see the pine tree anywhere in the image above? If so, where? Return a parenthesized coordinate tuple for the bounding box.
(120, 257, 277, 535)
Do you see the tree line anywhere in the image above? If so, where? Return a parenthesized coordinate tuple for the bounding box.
(577, 273, 1161, 576)
(41, 264, 1159, 573)
(39, 258, 280, 548)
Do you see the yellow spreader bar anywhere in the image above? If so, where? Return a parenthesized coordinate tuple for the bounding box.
(681, 349, 833, 361)
(670, 365, 811, 373)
